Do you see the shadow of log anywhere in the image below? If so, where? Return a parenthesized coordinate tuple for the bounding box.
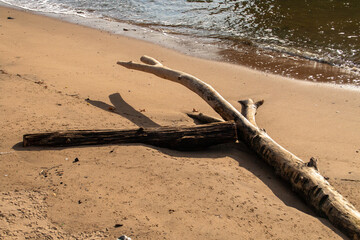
(86, 93, 160, 128)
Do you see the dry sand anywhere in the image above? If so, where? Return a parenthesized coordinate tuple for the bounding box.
(0, 6, 359, 240)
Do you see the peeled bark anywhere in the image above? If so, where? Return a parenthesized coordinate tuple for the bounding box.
(117, 56, 360, 239)
(23, 121, 237, 150)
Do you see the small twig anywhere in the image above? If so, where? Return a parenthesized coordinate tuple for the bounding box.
(341, 179, 360, 183)
(0, 151, 15, 155)
(186, 112, 223, 124)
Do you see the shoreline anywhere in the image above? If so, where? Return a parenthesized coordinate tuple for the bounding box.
(1, 1, 360, 87)
(1, 6, 359, 239)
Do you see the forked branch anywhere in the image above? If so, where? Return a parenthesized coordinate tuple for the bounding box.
(117, 56, 360, 239)
(187, 99, 264, 126)
(238, 99, 264, 127)
(117, 56, 250, 126)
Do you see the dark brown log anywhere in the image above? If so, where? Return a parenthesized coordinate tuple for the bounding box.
(23, 121, 237, 151)
(117, 56, 360, 239)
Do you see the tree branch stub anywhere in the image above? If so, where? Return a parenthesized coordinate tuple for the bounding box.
(238, 99, 264, 128)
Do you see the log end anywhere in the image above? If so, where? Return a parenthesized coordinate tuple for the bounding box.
(116, 61, 132, 67)
(23, 135, 29, 147)
(255, 99, 265, 108)
(306, 157, 319, 171)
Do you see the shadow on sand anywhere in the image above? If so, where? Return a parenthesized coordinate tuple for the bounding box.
(87, 92, 160, 128)
(12, 92, 347, 239)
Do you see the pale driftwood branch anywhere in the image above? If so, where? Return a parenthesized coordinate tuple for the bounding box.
(186, 112, 223, 124)
(117, 56, 245, 124)
(117, 56, 360, 239)
(23, 121, 237, 151)
(238, 99, 264, 127)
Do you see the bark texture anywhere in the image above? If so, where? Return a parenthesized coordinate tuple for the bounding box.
(117, 56, 360, 239)
(23, 121, 237, 151)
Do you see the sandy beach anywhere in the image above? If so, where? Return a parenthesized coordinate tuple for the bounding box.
(0, 6, 360, 239)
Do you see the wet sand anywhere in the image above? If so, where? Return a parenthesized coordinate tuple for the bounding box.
(218, 45, 360, 86)
(0, 6, 359, 239)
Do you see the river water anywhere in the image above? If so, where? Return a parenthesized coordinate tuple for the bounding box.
(1, 0, 359, 86)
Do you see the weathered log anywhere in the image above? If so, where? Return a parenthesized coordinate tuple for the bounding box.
(117, 56, 360, 239)
(23, 121, 237, 151)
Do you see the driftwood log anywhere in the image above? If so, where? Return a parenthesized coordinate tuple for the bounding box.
(23, 121, 237, 150)
(117, 56, 360, 239)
